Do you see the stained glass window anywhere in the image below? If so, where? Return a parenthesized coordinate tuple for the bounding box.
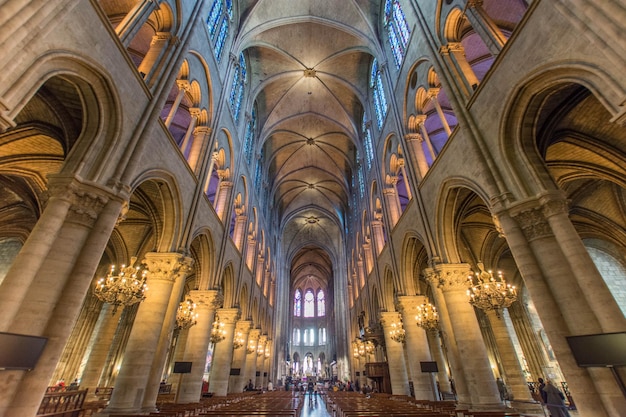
(317, 290, 325, 317)
(304, 289, 314, 317)
(362, 116, 374, 170)
(230, 53, 247, 123)
(370, 59, 388, 130)
(244, 108, 256, 165)
(294, 289, 301, 316)
(207, 0, 232, 62)
(384, 0, 410, 69)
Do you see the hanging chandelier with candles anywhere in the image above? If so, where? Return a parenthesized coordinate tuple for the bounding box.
(353, 338, 375, 358)
(210, 317, 226, 344)
(175, 298, 198, 330)
(389, 321, 406, 344)
(467, 263, 517, 318)
(257, 344, 265, 357)
(93, 257, 148, 314)
(233, 331, 245, 349)
(415, 301, 439, 330)
(246, 341, 256, 355)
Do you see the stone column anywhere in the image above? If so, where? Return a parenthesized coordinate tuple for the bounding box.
(176, 290, 221, 403)
(465, 0, 506, 56)
(371, 220, 385, 255)
(164, 80, 190, 128)
(244, 329, 260, 389)
(2, 182, 121, 417)
(137, 32, 172, 81)
(245, 235, 257, 270)
(103, 252, 193, 414)
(214, 180, 233, 221)
(427, 89, 452, 136)
(404, 133, 429, 179)
(80, 303, 123, 400)
(428, 264, 502, 410)
(383, 184, 401, 226)
(425, 268, 470, 405)
(180, 108, 200, 157)
(229, 320, 252, 393)
(543, 198, 626, 331)
(415, 115, 437, 161)
(232, 210, 247, 251)
(188, 126, 211, 174)
(255, 335, 268, 388)
(496, 200, 623, 416)
(116, 0, 159, 47)
(380, 311, 410, 395)
(262, 340, 272, 388)
(398, 296, 436, 400)
(209, 308, 239, 396)
(439, 42, 480, 98)
(484, 309, 540, 413)
(426, 329, 452, 395)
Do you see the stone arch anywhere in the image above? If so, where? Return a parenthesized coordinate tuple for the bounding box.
(1, 52, 122, 182)
(128, 170, 183, 253)
(501, 63, 626, 199)
(188, 230, 215, 291)
(435, 177, 492, 264)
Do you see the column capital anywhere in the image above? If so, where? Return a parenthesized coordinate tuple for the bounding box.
(188, 289, 222, 309)
(380, 310, 402, 326)
(427, 87, 441, 99)
(248, 328, 261, 340)
(193, 126, 212, 137)
(236, 320, 253, 333)
(216, 307, 240, 324)
(176, 79, 191, 91)
(143, 252, 194, 283)
(404, 132, 424, 143)
(397, 295, 430, 312)
(46, 176, 117, 227)
(424, 263, 472, 292)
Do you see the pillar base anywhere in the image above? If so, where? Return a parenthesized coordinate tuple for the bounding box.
(508, 400, 544, 415)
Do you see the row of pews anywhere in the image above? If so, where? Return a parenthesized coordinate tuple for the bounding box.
(105, 390, 302, 417)
(325, 392, 525, 417)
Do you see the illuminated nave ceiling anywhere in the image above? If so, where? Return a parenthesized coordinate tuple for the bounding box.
(240, 0, 380, 286)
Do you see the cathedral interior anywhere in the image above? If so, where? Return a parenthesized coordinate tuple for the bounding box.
(0, 1, 625, 416)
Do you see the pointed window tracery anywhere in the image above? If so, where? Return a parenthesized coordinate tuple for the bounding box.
(230, 53, 247, 123)
(294, 289, 302, 317)
(384, 0, 410, 69)
(207, 0, 232, 62)
(370, 59, 388, 130)
(304, 289, 315, 317)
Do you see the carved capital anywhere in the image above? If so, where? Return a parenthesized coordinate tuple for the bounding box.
(47, 179, 111, 227)
(216, 307, 241, 324)
(189, 289, 221, 309)
(143, 252, 194, 283)
(404, 133, 424, 143)
(236, 320, 253, 333)
(397, 295, 428, 312)
(513, 207, 552, 241)
(176, 79, 191, 91)
(425, 264, 472, 293)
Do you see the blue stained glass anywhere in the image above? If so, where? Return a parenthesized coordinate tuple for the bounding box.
(244, 108, 256, 165)
(207, 0, 223, 38)
(384, 0, 410, 69)
(230, 53, 247, 122)
(226, 0, 233, 18)
(370, 60, 388, 130)
(214, 18, 228, 61)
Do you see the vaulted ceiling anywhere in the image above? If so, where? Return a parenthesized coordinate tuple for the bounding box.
(237, 0, 382, 286)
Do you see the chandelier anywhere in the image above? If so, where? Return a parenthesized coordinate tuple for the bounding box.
(257, 345, 265, 357)
(210, 317, 226, 344)
(389, 321, 406, 344)
(93, 257, 148, 314)
(233, 331, 245, 349)
(415, 302, 439, 330)
(467, 265, 517, 318)
(175, 298, 198, 330)
(353, 338, 375, 358)
(246, 342, 256, 355)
